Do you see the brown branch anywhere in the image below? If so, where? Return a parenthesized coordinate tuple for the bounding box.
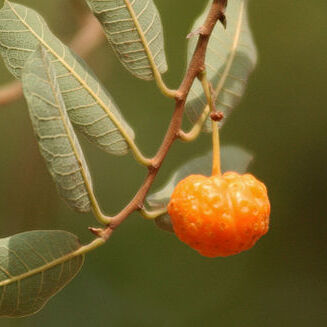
(69, 14, 105, 58)
(0, 14, 105, 107)
(0, 81, 23, 106)
(107, 0, 227, 230)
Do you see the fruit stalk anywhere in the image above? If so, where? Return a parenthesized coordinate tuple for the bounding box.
(211, 120, 221, 176)
(198, 71, 221, 176)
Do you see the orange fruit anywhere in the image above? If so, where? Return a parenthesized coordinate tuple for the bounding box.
(167, 172, 270, 257)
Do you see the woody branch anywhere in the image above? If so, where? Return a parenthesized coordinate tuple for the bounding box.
(102, 0, 227, 234)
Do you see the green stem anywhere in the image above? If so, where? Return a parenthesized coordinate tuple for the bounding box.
(78, 237, 107, 254)
(129, 143, 152, 167)
(139, 207, 168, 220)
(178, 104, 210, 142)
(89, 195, 111, 225)
(154, 73, 177, 99)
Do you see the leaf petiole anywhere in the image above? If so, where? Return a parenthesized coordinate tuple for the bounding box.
(178, 104, 210, 142)
(121, 0, 177, 99)
(139, 207, 168, 220)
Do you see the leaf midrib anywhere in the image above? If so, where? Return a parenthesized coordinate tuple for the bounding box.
(123, 0, 163, 80)
(214, 1, 245, 97)
(6, 0, 134, 149)
(0, 241, 86, 288)
(0, 249, 84, 288)
(39, 48, 93, 210)
(0, 235, 106, 289)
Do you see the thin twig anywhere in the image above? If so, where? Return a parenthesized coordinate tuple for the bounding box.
(106, 0, 227, 229)
(0, 14, 105, 107)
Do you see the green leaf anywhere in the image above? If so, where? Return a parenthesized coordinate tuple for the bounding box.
(147, 146, 253, 232)
(0, 230, 84, 317)
(86, 0, 168, 80)
(0, 1, 134, 155)
(186, 0, 257, 132)
(22, 47, 93, 212)
(153, 214, 174, 234)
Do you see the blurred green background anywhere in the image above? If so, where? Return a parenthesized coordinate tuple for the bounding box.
(0, 0, 327, 326)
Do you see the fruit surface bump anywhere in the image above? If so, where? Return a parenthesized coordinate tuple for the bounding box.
(167, 172, 270, 257)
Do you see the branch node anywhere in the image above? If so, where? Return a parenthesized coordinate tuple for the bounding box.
(88, 227, 113, 241)
(148, 164, 158, 173)
(186, 27, 202, 39)
(198, 65, 206, 73)
(89, 227, 114, 241)
(218, 0, 228, 28)
(199, 26, 210, 37)
(135, 202, 144, 211)
(218, 13, 227, 29)
(175, 90, 184, 102)
(210, 111, 224, 122)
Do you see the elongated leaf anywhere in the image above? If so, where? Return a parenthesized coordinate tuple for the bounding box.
(22, 47, 93, 212)
(186, 0, 257, 132)
(0, 230, 84, 317)
(147, 146, 253, 232)
(86, 0, 167, 80)
(0, 1, 134, 155)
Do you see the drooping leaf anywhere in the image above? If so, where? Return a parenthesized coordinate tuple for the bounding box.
(86, 0, 168, 80)
(0, 1, 134, 155)
(147, 146, 253, 232)
(22, 47, 93, 212)
(0, 230, 84, 317)
(186, 0, 257, 132)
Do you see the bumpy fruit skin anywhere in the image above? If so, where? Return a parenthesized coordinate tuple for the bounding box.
(167, 172, 270, 257)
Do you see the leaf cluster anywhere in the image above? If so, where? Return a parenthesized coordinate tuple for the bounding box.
(0, 0, 257, 317)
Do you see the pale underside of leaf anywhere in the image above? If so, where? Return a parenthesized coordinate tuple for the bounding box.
(86, 0, 167, 80)
(0, 1, 135, 155)
(0, 230, 84, 318)
(186, 0, 257, 132)
(147, 146, 253, 232)
(22, 47, 93, 212)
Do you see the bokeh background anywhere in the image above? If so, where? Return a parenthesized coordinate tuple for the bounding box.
(0, 0, 326, 326)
